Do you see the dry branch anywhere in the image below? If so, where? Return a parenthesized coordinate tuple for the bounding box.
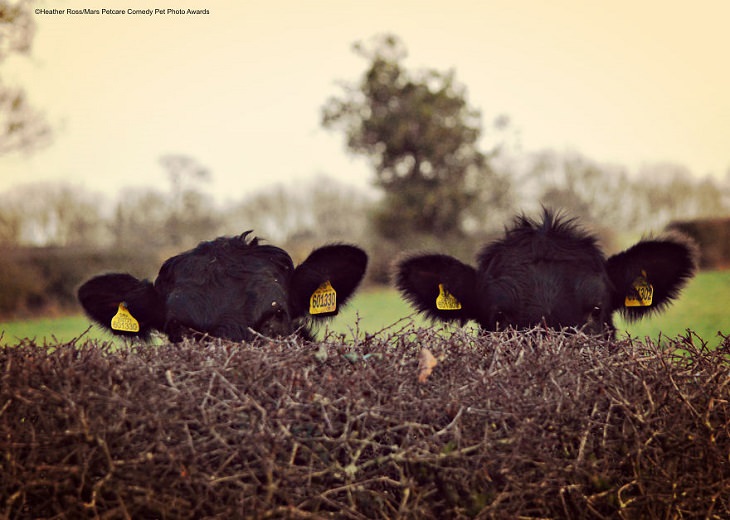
(1, 327, 728, 518)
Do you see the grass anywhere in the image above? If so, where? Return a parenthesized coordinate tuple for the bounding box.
(331, 271, 730, 346)
(615, 269, 730, 346)
(0, 315, 106, 346)
(2, 271, 729, 347)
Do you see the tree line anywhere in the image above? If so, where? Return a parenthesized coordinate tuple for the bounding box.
(2, 17, 727, 251)
(0, 33, 730, 251)
(1, 26, 729, 290)
(1, 147, 727, 259)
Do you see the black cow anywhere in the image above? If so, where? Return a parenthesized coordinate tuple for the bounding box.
(395, 210, 697, 335)
(78, 232, 368, 342)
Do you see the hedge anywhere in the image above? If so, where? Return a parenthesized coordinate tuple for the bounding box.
(1, 327, 728, 518)
(0, 246, 159, 319)
(668, 217, 730, 270)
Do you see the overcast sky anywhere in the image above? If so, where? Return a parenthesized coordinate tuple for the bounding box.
(2, 0, 729, 204)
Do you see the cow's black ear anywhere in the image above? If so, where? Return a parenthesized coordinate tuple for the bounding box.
(290, 245, 368, 319)
(77, 273, 166, 338)
(394, 253, 478, 323)
(606, 234, 698, 321)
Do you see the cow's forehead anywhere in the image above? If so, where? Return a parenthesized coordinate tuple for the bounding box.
(197, 239, 294, 271)
(155, 242, 296, 300)
(217, 246, 295, 276)
(479, 237, 606, 274)
(484, 259, 607, 293)
(477, 213, 606, 273)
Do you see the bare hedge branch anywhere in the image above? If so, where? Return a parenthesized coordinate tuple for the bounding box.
(1, 327, 728, 518)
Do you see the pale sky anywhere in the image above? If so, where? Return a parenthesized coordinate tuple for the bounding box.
(2, 0, 729, 204)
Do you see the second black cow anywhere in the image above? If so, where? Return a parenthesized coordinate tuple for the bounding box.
(78, 231, 368, 342)
(395, 210, 697, 335)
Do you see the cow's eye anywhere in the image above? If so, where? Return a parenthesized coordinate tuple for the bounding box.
(256, 302, 287, 326)
(589, 306, 602, 320)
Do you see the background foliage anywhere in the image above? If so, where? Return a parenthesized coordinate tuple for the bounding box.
(1, 24, 730, 319)
(322, 35, 510, 242)
(0, 0, 50, 154)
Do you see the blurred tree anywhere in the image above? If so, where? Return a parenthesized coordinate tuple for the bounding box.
(0, 156, 220, 249)
(111, 155, 221, 250)
(110, 188, 172, 250)
(225, 176, 373, 261)
(322, 34, 509, 241)
(159, 154, 219, 248)
(526, 151, 635, 228)
(521, 150, 730, 235)
(635, 163, 727, 228)
(0, 0, 50, 154)
(0, 182, 105, 246)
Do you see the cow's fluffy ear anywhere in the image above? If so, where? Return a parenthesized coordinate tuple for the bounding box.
(290, 245, 368, 319)
(394, 253, 478, 323)
(606, 234, 698, 321)
(77, 273, 166, 338)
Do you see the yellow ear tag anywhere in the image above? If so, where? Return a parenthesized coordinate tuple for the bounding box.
(310, 281, 337, 315)
(111, 303, 140, 332)
(436, 283, 462, 310)
(625, 270, 654, 307)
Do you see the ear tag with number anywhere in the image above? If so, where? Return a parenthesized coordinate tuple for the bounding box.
(436, 283, 462, 310)
(624, 270, 654, 307)
(111, 302, 140, 332)
(310, 281, 337, 315)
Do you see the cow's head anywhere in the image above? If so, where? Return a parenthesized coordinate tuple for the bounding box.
(78, 232, 368, 342)
(395, 211, 697, 335)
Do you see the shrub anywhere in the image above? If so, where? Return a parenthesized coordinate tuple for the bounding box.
(0, 246, 160, 319)
(1, 328, 728, 518)
(668, 217, 730, 270)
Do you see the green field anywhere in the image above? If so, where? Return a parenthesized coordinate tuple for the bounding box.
(2, 270, 729, 347)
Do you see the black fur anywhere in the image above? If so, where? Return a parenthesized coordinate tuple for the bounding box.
(78, 232, 368, 342)
(395, 209, 698, 335)
(77, 273, 164, 340)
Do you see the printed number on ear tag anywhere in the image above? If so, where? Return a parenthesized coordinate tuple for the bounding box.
(111, 303, 140, 332)
(310, 281, 337, 315)
(436, 283, 462, 310)
(625, 270, 654, 307)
